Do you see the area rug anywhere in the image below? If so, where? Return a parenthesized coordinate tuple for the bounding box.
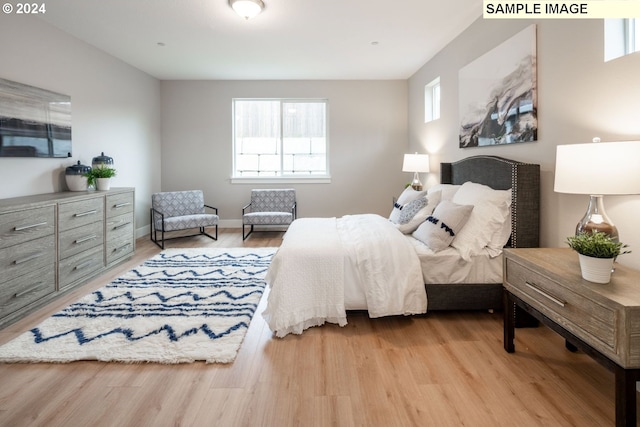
(0, 247, 277, 364)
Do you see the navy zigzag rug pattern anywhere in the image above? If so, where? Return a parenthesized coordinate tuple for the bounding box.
(0, 247, 277, 364)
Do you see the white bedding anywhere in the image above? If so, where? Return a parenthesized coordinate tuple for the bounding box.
(262, 214, 426, 337)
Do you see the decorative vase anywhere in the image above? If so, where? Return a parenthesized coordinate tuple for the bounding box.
(95, 178, 111, 191)
(578, 254, 614, 284)
(92, 152, 114, 169)
(65, 161, 91, 191)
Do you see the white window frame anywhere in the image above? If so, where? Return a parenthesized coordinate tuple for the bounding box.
(605, 18, 639, 61)
(424, 77, 441, 123)
(231, 98, 330, 184)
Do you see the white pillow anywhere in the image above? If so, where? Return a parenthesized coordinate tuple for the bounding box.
(412, 200, 473, 252)
(427, 184, 461, 201)
(450, 182, 512, 260)
(389, 187, 428, 223)
(396, 190, 442, 234)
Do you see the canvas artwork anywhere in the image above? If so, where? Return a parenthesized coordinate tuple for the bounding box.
(459, 25, 537, 148)
(0, 78, 72, 157)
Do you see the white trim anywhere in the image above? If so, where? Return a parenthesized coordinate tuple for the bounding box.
(231, 176, 331, 184)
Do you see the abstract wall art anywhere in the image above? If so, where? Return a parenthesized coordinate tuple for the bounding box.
(459, 25, 537, 148)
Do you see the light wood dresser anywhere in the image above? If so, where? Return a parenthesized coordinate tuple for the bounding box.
(0, 188, 135, 329)
(503, 247, 640, 427)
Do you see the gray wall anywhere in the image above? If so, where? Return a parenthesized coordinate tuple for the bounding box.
(408, 18, 640, 269)
(0, 14, 161, 238)
(160, 80, 408, 224)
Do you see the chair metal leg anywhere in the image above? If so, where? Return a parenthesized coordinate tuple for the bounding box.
(243, 224, 253, 240)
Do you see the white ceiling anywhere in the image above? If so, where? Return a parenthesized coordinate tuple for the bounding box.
(39, 0, 482, 80)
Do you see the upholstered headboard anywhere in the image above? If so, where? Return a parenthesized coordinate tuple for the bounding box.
(440, 155, 540, 249)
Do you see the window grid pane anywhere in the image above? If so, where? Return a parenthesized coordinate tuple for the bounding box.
(233, 99, 328, 177)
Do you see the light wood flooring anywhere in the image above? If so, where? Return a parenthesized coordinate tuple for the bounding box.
(0, 229, 629, 426)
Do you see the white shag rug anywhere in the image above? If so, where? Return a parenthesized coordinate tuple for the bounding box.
(0, 247, 276, 364)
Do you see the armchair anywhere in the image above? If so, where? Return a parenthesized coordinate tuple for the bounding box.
(242, 189, 297, 240)
(150, 190, 219, 249)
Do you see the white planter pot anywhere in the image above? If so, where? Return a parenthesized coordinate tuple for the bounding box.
(578, 254, 614, 284)
(95, 178, 111, 191)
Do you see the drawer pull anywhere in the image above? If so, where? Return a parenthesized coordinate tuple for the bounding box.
(113, 243, 132, 253)
(74, 260, 97, 271)
(74, 235, 97, 244)
(74, 210, 98, 218)
(14, 221, 48, 231)
(14, 252, 44, 265)
(524, 281, 566, 307)
(113, 221, 131, 230)
(113, 202, 132, 209)
(14, 284, 43, 298)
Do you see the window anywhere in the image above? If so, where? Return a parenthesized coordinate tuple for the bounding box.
(424, 77, 440, 123)
(605, 18, 640, 61)
(232, 99, 328, 180)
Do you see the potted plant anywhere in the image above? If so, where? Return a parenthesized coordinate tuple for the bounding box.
(566, 231, 631, 283)
(84, 167, 117, 191)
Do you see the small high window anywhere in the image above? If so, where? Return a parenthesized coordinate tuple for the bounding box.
(605, 18, 639, 61)
(424, 77, 440, 123)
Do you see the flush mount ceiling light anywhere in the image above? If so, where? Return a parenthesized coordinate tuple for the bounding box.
(229, 0, 264, 19)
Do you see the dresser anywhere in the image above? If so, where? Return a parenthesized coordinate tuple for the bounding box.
(503, 248, 640, 427)
(0, 188, 135, 329)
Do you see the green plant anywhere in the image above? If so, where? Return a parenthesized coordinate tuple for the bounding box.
(566, 231, 631, 259)
(84, 167, 116, 187)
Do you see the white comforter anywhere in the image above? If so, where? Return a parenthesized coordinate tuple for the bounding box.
(262, 214, 427, 337)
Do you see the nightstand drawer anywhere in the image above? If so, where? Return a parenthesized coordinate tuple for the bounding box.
(505, 257, 616, 350)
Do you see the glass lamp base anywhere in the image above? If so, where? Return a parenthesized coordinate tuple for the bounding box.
(576, 195, 619, 241)
(410, 172, 423, 191)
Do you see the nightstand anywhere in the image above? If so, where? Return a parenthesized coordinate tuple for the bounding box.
(503, 248, 640, 427)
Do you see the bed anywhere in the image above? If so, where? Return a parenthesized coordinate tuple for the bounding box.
(262, 155, 540, 337)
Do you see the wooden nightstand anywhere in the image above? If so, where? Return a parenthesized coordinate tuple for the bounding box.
(503, 248, 640, 427)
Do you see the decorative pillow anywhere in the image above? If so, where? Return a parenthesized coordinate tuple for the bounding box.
(412, 200, 474, 252)
(450, 182, 512, 260)
(389, 187, 428, 223)
(396, 190, 442, 234)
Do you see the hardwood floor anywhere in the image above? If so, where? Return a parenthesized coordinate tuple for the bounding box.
(0, 229, 625, 426)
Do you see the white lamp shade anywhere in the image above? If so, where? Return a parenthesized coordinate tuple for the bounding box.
(230, 0, 264, 19)
(554, 141, 640, 195)
(402, 153, 430, 173)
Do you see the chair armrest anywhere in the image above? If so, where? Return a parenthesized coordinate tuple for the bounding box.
(204, 204, 218, 215)
(150, 207, 165, 220)
(291, 202, 297, 219)
(242, 202, 252, 215)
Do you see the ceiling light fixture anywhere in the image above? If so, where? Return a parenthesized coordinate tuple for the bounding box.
(229, 0, 264, 19)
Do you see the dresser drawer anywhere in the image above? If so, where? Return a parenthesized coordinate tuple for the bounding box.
(58, 198, 104, 231)
(0, 235, 56, 283)
(0, 265, 55, 318)
(59, 221, 104, 260)
(59, 245, 104, 291)
(106, 236, 134, 265)
(106, 212, 134, 238)
(0, 205, 55, 249)
(505, 257, 616, 350)
(106, 192, 134, 218)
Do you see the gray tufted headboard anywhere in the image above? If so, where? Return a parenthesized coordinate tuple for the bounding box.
(440, 155, 540, 249)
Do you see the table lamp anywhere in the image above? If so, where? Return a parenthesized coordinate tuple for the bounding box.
(554, 139, 640, 240)
(402, 153, 430, 191)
